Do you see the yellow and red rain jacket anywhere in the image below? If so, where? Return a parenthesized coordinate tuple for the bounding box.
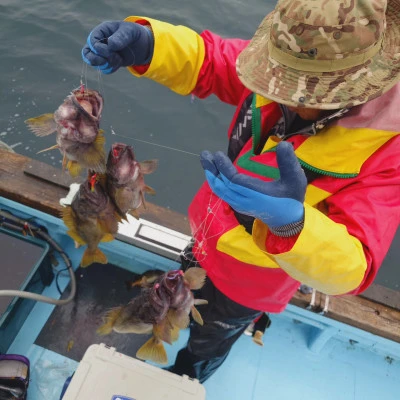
(126, 17, 400, 312)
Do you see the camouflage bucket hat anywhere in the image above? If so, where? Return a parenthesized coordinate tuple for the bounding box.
(236, 0, 400, 109)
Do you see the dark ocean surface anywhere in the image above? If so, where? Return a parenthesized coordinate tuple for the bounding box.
(0, 0, 398, 292)
(0, 0, 271, 214)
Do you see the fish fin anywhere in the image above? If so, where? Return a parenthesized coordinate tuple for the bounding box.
(128, 209, 140, 219)
(191, 306, 204, 326)
(163, 313, 181, 343)
(139, 159, 158, 174)
(81, 247, 107, 268)
(100, 233, 115, 242)
(169, 323, 180, 343)
(62, 208, 86, 246)
(142, 270, 164, 285)
(97, 306, 123, 335)
(113, 210, 125, 223)
(167, 309, 190, 330)
(125, 279, 141, 290)
(65, 229, 86, 246)
(67, 229, 86, 245)
(136, 336, 168, 364)
(97, 129, 106, 140)
(67, 160, 83, 177)
(62, 207, 76, 229)
(153, 317, 174, 345)
(62, 154, 68, 171)
(194, 299, 208, 306)
(25, 114, 56, 137)
(85, 129, 106, 172)
(95, 172, 108, 188)
(36, 144, 59, 154)
(184, 267, 207, 290)
(144, 185, 156, 196)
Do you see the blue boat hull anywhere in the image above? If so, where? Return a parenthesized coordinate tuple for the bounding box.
(1, 196, 399, 399)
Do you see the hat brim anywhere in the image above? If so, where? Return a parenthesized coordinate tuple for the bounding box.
(236, 1, 400, 110)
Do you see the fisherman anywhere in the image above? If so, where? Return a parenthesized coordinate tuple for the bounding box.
(82, 0, 400, 383)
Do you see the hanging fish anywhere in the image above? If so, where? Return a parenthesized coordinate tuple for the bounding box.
(97, 267, 208, 364)
(62, 172, 120, 267)
(106, 143, 157, 219)
(25, 85, 106, 177)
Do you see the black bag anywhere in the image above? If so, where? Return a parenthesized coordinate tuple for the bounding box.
(0, 355, 30, 400)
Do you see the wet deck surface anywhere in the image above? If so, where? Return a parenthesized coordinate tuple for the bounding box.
(35, 263, 152, 361)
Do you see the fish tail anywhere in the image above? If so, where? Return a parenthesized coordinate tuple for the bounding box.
(97, 307, 123, 335)
(184, 267, 207, 290)
(136, 336, 168, 365)
(81, 247, 107, 268)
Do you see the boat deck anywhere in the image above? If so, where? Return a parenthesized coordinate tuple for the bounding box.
(1, 196, 400, 400)
(1, 149, 400, 399)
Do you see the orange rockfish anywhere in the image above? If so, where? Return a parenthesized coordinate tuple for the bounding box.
(97, 267, 207, 364)
(106, 143, 157, 218)
(25, 85, 106, 177)
(62, 172, 120, 267)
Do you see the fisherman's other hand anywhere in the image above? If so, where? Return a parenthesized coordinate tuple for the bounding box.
(82, 21, 154, 74)
(200, 142, 307, 236)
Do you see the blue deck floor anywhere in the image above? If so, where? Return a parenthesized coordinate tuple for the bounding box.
(2, 197, 400, 399)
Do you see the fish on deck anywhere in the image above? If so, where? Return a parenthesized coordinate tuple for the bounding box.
(97, 267, 208, 364)
(25, 85, 106, 177)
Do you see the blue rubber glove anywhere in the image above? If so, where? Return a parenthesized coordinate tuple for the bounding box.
(201, 142, 307, 236)
(81, 21, 154, 74)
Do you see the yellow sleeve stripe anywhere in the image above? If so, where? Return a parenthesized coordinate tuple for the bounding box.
(305, 184, 331, 207)
(125, 17, 205, 95)
(216, 225, 280, 268)
(253, 203, 367, 295)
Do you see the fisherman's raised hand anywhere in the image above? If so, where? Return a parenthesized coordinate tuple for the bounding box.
(82, 21, 154, 74)
(200, 142, 307, 236)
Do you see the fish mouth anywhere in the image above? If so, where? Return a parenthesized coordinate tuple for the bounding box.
(167, 270, 184, 280)
(111, 143, 135, 162)
(71, 87, 104, 121)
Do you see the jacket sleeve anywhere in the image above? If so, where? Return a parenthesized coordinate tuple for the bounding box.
(252, 137, 400, 296)
(124, 17, 249, 105)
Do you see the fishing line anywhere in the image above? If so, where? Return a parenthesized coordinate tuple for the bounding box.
(81, 37, 200, 159)
(110, 128, 200, 158)
(80, 37, 232, 266)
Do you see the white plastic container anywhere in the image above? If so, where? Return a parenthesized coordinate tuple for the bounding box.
(62, 343, 206, 400)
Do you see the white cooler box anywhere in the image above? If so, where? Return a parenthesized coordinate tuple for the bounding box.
(62, 343, 206, 400)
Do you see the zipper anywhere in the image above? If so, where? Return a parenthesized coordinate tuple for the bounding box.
(251, 95, 262, 153)
(297, 157, 358, 178)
